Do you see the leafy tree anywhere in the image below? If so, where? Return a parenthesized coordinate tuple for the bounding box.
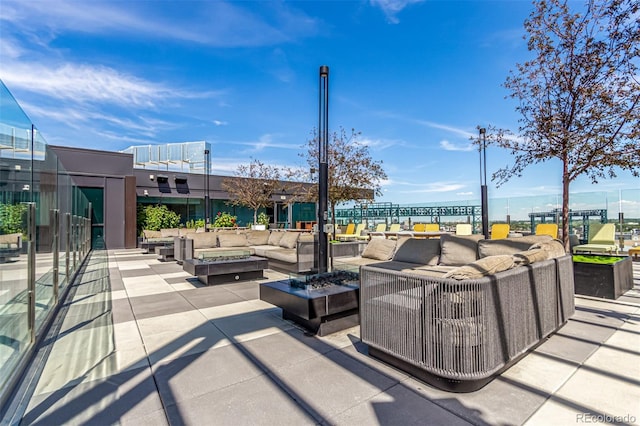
(300, 127, 388, 225)
(222, 159, 281, 225)
(486, 0, 639, 249)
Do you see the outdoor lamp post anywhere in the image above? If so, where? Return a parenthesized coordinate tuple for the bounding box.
(479, 128, 489, 239)
(318, 65, 329, 273)
(204, 149, 210, 232)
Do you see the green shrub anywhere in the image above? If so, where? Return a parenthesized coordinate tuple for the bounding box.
(257, 212, 270, 226)
(138, 205, 180, 233)
(0, 203, 27, 235)
(185, 219, 205, 229)
(212, 212, 237, 228)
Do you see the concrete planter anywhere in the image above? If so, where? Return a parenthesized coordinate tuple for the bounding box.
(573, 255, 633, 299)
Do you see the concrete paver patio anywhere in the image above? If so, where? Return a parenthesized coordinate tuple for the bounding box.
(5, 249, 640, 425)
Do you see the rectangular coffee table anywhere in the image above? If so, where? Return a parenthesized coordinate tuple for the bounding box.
(183, 255, 268, 285)
(260, 270, 360, 336)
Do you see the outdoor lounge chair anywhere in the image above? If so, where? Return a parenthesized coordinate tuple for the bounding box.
(572, 223, 618, 254)
(413, 223, 426, 232)
(370, 223, 388, 239)
(424, 223, 440, 231)
(490, 223, 510, 239)
(335, 223, 356, 241)
(455, 223, 472, 235)
(536, 223, 558, 238)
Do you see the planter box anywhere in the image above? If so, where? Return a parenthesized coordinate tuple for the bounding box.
(573, 255, 633, 299)
(330, 241, 368, 258)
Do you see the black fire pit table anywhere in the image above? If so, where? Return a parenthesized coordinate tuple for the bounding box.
(183, 250, 268, 285)
(260, 270, 359, 336)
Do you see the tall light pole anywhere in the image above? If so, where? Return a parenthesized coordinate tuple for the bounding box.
(204, 149, 210, 232)
(318, 65, 329, 273)
(479, 128, 489, 239)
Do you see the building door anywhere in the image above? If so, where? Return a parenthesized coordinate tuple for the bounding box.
(79, 187, 104, 249)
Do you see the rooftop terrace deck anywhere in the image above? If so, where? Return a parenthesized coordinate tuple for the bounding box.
(3, 249, 639, 425)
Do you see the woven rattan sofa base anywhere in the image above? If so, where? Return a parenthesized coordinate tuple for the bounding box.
(360, 255, 575, 392)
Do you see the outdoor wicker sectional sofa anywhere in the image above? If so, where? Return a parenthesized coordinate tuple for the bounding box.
(355, 234, 575, 392)
(178, 229, 315, 274)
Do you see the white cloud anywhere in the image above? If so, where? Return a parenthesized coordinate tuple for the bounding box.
(456, 191, 474, 196)
(370, 0, 425, 24)
(393, 181, 467, 194)
(213, 120, 228, 126)
(1, 0, 320, 48)
(440, 140, 474, 152)
(229, 134, 302, 152)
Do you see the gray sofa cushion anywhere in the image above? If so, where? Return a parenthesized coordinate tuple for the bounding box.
(393, 238, 440, 265)
(478, 235, 552, 258)
(443, 255, 515, 280)
(439, 234, 483, 266)
(361, 238, 397, 261)
(279, 232, 300, 249)
(218, 233, 249, 248)
(246, 230, 270, 245)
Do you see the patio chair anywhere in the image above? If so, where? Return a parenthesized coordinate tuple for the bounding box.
(455, 224, 472, 235)
(370, 223, 387, 239)
(354, 223, 370, 240)
(490, 224, 510, 240)
(335, 223, 356, 241)
(536, 223, 558, 238)
(572, 223, 618, 254)
(424, 223, 440, 231)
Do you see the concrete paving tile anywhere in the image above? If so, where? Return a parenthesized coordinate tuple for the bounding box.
(199, 299, 279, 320)
(523, 397, 637, 426)
(273, 349, 398, 421)
(168, 281, 201, 290)
(238, 328, 332, 371)
(115, 261, 152, 271)
(500, 351, 579, 394)
(314, 325, 361, 350)
(535, 322, 609, 364)
(158, 271, 191, 280)
(220, 280, 261, 300)
(403, 373, 549, 426)
(141, 322, 232, 365)
(180, 286, 246, 310)
(212, 309, 294, 342)
(165, 374, 317, 426)
(137, 309, 207, 335)
(153, 345, 266, 406)
(329, 383, 473, 426)
(552, 365, 640, 421)
(30, 366, 162, 425)
(120, 408, 169, 426)
(120, 268, 158, 278)
(110, 296, 136, 324)
(340, 342, 411, 383)
(128, 291, 195, 320)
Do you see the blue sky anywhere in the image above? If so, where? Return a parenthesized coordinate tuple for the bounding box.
(1, 0, 637, 213)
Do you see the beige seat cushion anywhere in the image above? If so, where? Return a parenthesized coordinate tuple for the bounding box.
(361, 238, 397, 261)
(268, 231, 285, 246)
(512, 248, 548, 266)
(246, 230, 270, 246)
(279, 232, 300, 249)
(190, 232, 219, 249)
(143, 230, 162, 239)
(160, 228, 180, 237)
(393, 238, 440, 265)
(263, 248, 297, 263)
(530, 239, 566, 258)
(217, 233, 249, 248)
(439, 234, 483, 266)
(443, 255, 515, 280)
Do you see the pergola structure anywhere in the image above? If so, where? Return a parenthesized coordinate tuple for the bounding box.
(528, 208, 608, 239)
(335, 203, 482, 230)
